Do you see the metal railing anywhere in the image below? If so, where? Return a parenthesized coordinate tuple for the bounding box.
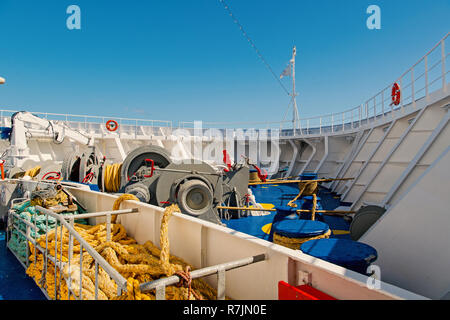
(179, 33, 449, 136)
(1, 33, 448, 137)
(6, 200, 141, 300)
(6, 196, 267, 301)
(139, 253, 267, 300)
(0, 110, 173, 137)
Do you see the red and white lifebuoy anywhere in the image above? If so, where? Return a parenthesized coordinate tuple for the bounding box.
(391, 82, 401, 106)
(106, 120, 119, 132)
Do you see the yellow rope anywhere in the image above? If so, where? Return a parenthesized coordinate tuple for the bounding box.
(311, 193, 317, 221)
(30, 190, 68, 208)
(25, 197, 218, 300)
(24, 166, 41, 178)
(103, 163, 122, 193)
(159, 204, 182, 276)
(111, 193, 139, 223)
(273, 229, 331, 250)
(11, 166, 42, 179)
(287, 183, 307, 208)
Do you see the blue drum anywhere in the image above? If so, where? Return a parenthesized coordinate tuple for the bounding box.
(300, 238, 378, 274)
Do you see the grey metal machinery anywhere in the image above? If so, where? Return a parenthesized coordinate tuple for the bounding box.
(60, 145, 250, 225)
(118, 146, 250, 225)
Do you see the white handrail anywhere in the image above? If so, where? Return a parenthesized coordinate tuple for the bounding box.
(0, 33, 448, 136)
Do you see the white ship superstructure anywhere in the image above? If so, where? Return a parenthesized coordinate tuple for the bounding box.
(0, 33, 448, 300)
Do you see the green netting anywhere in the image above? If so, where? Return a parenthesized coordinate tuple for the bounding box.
(8, 199, 88, 261)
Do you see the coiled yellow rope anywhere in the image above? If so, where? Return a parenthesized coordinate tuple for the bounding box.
(103, 163, 122, 193)
(30, 190, 68, 208)
(25, 197, 218, 300)
(25, 166, 41, 178)
(273, 229, 331, 250)
(11, 166, 42, 179)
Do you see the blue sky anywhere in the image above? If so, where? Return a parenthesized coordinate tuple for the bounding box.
(0, 0, 448, 124)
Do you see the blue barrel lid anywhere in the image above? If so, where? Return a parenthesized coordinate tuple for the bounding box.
(273, 219, 330, 238)
(300, 239, 378, 264)
(249, 169, 258, 173)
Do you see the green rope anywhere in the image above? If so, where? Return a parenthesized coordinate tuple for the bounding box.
(8, 199, 87, 262)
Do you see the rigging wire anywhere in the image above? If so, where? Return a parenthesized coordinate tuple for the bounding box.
(218, 0, 291, 96)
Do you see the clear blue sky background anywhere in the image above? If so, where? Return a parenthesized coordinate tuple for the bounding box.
(0, 0, 448, 124)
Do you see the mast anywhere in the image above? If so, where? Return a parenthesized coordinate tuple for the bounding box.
(291, 46, 299, 131)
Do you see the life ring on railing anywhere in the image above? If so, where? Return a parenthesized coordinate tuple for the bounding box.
(106, 120, 119, 132)
(391, 83, 401, 106)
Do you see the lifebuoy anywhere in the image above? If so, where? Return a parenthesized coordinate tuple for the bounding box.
(391, 83, 401, 106)
(106, 120, 119, 132)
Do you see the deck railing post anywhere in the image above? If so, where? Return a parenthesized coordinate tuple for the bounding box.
(359, 104, 362, 127)
(25, 224, 30, 268)
(365, 102, 368, 122)
(373, 97, 376, 122)
(217, 266, 226, 300)
(351, 109, 354, 128)
(331, 114, 334, 133)
(54, 221, 58, 300)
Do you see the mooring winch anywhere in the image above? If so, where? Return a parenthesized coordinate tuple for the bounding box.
(60, 145, 251, 225)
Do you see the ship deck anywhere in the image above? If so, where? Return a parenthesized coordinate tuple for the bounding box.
(0, 182, 350, 300)
(0, 230, 46, 300)
(222, 183, 351, 242)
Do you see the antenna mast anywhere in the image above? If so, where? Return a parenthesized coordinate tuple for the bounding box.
(291, 46, 300, 131)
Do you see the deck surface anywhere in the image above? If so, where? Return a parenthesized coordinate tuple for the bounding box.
(0, 230, 46, 300)
(222, 184, 351, 242)
(0, 183, 350, 300)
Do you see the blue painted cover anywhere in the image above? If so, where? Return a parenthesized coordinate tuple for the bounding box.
(300, 239, 378, 274)
(273, 219, 330, 238)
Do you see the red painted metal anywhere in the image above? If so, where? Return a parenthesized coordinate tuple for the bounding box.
(278, 281, 337, 300)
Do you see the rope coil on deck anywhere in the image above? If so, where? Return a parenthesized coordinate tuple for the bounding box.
(22, 195, 218, 300)
(272, 218, 331, 250)
(273, 229, 331, 250)
(103, 163, 122, 193)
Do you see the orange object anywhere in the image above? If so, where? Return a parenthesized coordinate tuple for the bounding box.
(106, 120, 119, 132)
(0, 160, 4, 180)
(278, 281, 337, 300)
(251, 164, 268, 182)
(222, 150, 232, 172)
